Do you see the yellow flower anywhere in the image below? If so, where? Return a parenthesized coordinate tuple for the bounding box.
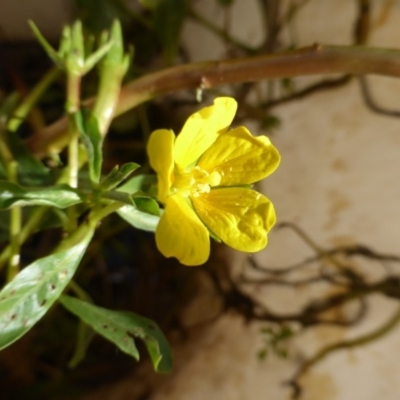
(147, 97, 280, 266)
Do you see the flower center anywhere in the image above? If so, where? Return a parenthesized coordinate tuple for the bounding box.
(172, 166, 221, 197)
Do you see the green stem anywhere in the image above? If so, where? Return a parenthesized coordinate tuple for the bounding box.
(67, 115, 79, 189)
(7, 162, 21, 281)
(90, 201, 125, 224)
(66, 73, 81, 188)
(0, 207, 48, 271)
(66, 73, 82, 232)
(7, 67, 60, 133)
(55, 201, 123, 254)
(0, 124, 22, 281)
(92, 69, 125, 137)
(68, 279, 93, 303)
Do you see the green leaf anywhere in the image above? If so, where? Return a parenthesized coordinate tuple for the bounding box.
(68, 320, 95, 368)
(5, 130, 52, 186)
(117, 205, 160, 232)
(101, 190, 134, 206)
(118, 174, 157, 195)
(28, 20, 63, 66)
(99, 163, 140, 191)
(75, 111, 103, 183)
(154, 0, 187, 63)
(0, 231, 93, 350)
(261, 115, 281, 132)
(59, 295, 173, 373)
(133, 197, 160, 216)
(0, 181, 84, 209)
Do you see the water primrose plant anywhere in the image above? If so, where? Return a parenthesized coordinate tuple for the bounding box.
(148, 97, 280, 266)
(0, 19, 280, 375)
(2, 5, 400, 396)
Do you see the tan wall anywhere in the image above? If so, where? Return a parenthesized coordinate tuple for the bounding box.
(0, 0, 72, 40)
(157, 1, 400, 399)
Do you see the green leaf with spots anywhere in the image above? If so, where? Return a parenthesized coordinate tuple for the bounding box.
(59, 295, 172, 373)
(0, 181, 84, 209)
(0, 231, 93, 350)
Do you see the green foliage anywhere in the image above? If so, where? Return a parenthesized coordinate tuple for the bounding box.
(261, 115, 281, 132)
(258, 325, 293, 360)
(99, 163, 140, 191)
(74, 0, 131, 33)
(0, 19, 169, 376)
(29, 20, 114, 76)
(153, 0, 188, 62)
(0, 181, 84, 209)
(0, 231, 93, 350)
(76, 111, 103, 183)
(117, 205, 160, 232)
(59, 295, 173, 372)
(4, 130, 52, 186)
(118, 174, 157, 194)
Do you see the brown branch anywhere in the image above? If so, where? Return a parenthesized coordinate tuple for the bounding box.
(27, 44, 400, 157)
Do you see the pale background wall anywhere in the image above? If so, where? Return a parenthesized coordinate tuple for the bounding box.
(2, 1, 400, 399)
(0, 0, 72, 40)
(168, 1, 400, 400)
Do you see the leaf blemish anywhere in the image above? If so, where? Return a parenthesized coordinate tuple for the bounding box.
(40, 299, 47, 306)
(58, 270, 68, 281)
(102, 324, 108, 329)
(50, 284, 56, 291)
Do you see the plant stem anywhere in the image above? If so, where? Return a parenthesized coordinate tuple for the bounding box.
(55, 201, 123, 254)
(7, 67, 60, 133)
(66, 73, 81, 188)
(27, 44, 400, 157)
(0, 124, 22, 281)
(68, 279, 93, 303)
(65, 73, 82, 233)
(6, 162, 21, 282)
(0, 207, 48, 271)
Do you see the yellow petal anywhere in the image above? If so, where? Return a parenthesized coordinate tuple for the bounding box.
(147, 129, 175, 203)
(155, 195, 210, 266)
(174, 97, 237, 170)
(191, 188, 276, 252)
(197, 126, 280, 186)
